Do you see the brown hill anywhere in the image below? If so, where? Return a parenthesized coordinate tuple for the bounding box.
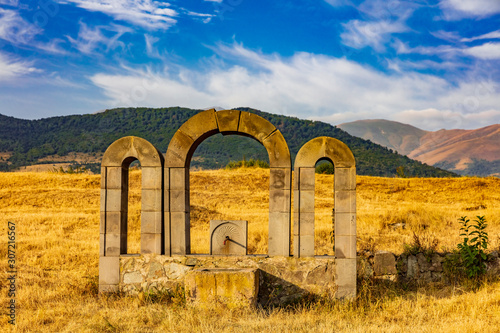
(338, 120, 500, 176)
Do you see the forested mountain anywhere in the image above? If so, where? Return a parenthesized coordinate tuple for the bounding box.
(0, 107, 457, 177)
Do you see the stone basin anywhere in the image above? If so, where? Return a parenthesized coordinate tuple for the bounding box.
(184, 268, 259, 308)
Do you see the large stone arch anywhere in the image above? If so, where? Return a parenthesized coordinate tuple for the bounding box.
(164, 109, 292, 256)
(293, 136, 356, 258)
(99, 136, 163, 291)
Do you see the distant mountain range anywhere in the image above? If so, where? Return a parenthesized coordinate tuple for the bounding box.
(0, 107, 455, 177)
(338, 119, 500, 176)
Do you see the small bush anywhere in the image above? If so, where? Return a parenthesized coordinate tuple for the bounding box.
(403, 232, 439, 258)
(457, 215, 489, 279)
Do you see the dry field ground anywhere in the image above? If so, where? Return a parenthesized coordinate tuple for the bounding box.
(1, 168, 500, 332)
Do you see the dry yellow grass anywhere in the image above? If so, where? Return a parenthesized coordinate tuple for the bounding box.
(1, 168, 500, 332)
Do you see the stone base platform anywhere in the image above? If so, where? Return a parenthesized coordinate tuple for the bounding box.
(117, 254, 356, 306)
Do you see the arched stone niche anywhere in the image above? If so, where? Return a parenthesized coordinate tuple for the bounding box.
(293, 136, 356, 259)
(99, 136, 164, 292)
(164, 109, 292, 256)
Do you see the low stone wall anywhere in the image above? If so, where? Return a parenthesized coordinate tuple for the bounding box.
(358, 250, 500, 282)
(117, 251, 500, 307)
(119, 254, 356, 306)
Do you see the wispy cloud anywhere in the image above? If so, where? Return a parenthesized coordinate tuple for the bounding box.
(341, 19, 408, 52)
(461, 30, 500, 42)
(57, 0, 178, 30)
(89, 43, 500, 130)
(185, 11, 214, 23)
(323, 0, 352, 6)
(67, 22, 132, 55)
(0, 8, 67, 54)
(0, 8, 40, 45)
(0, 52, 39, 81)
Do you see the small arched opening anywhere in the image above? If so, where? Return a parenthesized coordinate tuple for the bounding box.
(100, 136, 164, 257)
(125, 158, 142, 254)
(314, 158, 335, 256)
(293, 136, 356, 259)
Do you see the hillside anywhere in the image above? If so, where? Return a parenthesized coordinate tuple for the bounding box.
(339, 119, 500, 176)
(0, 107, 456, 177)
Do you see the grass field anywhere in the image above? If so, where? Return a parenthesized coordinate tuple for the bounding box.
(1, 168, 500, 332)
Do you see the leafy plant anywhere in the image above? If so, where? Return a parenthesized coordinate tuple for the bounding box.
(457, 215, 489, 278)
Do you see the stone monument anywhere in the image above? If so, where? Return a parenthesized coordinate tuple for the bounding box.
(98, 109, 357, 303)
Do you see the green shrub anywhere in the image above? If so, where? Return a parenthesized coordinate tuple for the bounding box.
(457, 216, 489, 278)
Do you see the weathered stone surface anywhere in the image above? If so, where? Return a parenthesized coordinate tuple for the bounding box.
(407, 255, 418, 278)
(357, 256, 374, 279)
(123, 271, 143, 284)
(185, 268, 259, 308)
(177, 109, 218, 143)
(270, 168, 291, 190)
(102, 136, 164, 167)
(216, 109, 240, 133)
(99, 256, 120, 286)
(210, 220, 248, 255)
(165, 262, 191, 280)
(238, 111, 276, 143)
(141, 233, 161, 254)
(336, 258, 356, 299)
(263, 130, 291, 168)
(148, 262, 164, 278)
(294, 137, 355, 169)
(373, 251, 397, 276)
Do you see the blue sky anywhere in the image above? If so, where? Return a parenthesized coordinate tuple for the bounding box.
(0, 0, 500, 130)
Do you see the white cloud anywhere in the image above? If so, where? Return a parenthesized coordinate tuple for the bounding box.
(339, 0, 416, 52)
(0, 52, 38, 81)
(440, 0, 500, 19)
(89, 43, 500, 130)
(463, 42, 500, 60)
(67, 22, 132, 55)
(57, 0, 177, 30)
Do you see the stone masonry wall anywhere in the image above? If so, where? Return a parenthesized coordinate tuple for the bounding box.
(358, 250, 500, 282)
(119, 251, 500, 307)
(120, 254, 338, 306)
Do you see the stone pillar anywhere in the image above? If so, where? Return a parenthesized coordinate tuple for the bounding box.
(334, 167, 356, 260)
(293, 167, 316, 257)
(167, 167, 190, 255)
(140, 166, 163, 254)
(99, 166, 127, 292)
(268, 167, 291, 256)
